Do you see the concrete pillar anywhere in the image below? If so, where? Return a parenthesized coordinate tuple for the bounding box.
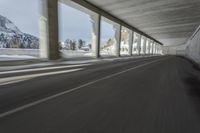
(40, 0, 60, 60)
(39, 0, 49, 59)
(159, 45, 161, 54)
(137, 34, 142, 55)
(129, 30, 133, 56)
(145, 39, 149, 55)
(156, 45, 159, 54)
(90, 14, 101, 58)
(143, 37, 147, 55)
(155, 43, 158, 55)
(147, 39, 151, 55)
(160, 45, 163, 54)
(132, 32, 136, 55)
(114, 24, 121, 57)
(154, 43, 157, 55)
(149, 40, 152, 55)
(159, 45, 162, 54)
(152, 41, 155, 55)
(156, 44, 159, 54)
(148, 39, 151, 55)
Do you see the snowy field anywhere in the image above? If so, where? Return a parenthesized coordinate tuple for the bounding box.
(0, 48, 38, 61)
(0, 55, 36, 61)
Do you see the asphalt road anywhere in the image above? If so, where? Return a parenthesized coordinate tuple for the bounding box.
(0, 56, 200, 133)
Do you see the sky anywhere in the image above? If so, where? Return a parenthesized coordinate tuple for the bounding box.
(58, 2, 115, 43)
(0, 0, 114, 44)
(0, 0, 40, 37)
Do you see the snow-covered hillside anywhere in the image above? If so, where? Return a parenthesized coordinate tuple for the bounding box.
(0, 15, 39, 49)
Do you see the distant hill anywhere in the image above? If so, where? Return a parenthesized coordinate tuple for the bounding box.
(0, 15, 39, 49)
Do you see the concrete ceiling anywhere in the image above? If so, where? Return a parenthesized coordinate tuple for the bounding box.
(85, 0, 200, 46)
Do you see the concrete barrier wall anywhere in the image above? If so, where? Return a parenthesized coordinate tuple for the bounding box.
(0, 48, 39, 57)
(163, 46, 177, 55)
(164, 43, 187, 56)
(185, 27, 200, 64)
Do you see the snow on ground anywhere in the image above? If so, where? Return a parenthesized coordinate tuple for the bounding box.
(0, 55, 36, 61)
(61, 50, 92, 58)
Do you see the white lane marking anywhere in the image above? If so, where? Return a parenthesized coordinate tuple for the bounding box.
(0, 58, 167, 118)
(0, 64, 90, 75)
(0, 68, 83, 86)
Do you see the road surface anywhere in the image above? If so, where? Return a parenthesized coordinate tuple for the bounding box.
(0, 56, 200, 133)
